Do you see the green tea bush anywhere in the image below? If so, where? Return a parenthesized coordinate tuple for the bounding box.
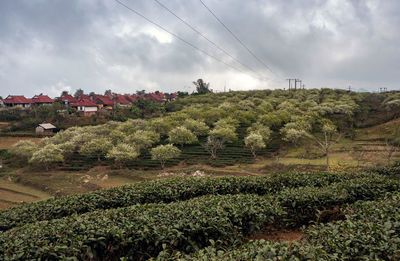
(0, 172, 371, 231)
(1, 177, 399, 260)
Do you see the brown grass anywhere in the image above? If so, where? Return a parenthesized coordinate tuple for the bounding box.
(0, 137, 42, 149)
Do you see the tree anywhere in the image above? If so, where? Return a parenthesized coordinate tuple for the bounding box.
(309, 123, 341, 171)
(383, 137, 399, 166)
(151, 144, 181, 169)
(29, 144, 64, 170)
(244, 133, 266, 158)
(10, 140, 37, 162)
(73, 88, 84, 99)
(193, 79, 211, 95)
(248, 123, 271, 142)
(127, 130, 160, 151)
(202, 136, 225, 159)
(168, 126, 198, 148)
(209, 126, 237, 143)
(106, 144, 139, 168)
(349, 145, 366, 167)
(104, 89, 112, 95)
(79, 138, 113, 161)
(183, 119, 209, 136)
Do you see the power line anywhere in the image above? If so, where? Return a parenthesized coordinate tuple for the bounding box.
(198, 0, 274, 74)
(152, 0, 266, 80)
(115, 0, 250, 77)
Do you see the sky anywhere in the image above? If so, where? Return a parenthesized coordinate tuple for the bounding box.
(0, 0, 399, 97)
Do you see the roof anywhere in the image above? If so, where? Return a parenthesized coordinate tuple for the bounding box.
(3, 95, 32, 104)
(146, 93, 164, 101)
(93, 94, 114, 106)
(59, 94, 77, 103)
(71, 98, 97, 107)
(114, 94, 130, 104)
(124, 95, 138, 103)
(32, 95, 54, 103)
(38, 123, 56, 129)
(78, 94, 90, 100)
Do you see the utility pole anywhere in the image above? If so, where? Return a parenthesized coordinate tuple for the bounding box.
(294, 79, 302, 91)
(287, 78, 297, 91)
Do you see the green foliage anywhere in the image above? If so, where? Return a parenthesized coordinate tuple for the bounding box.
(29, 144, 64, 170)
(106, 144, 139, 167)
(151, 144, 181, 168)
(79, 138, 113, 161)
(1, 173, 398, 260)
(9, 140, 37, 161)
(244, 133, 266, 157)
(168, 127, 198, 147)
(183, 119, 209, 136)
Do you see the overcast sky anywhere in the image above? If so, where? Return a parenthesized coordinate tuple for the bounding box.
(1, 0, 399, 97)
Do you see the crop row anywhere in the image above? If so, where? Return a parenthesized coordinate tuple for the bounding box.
(164, 192, 400, 260)
(0, 177, 398, 260)
(0, 171, 374, 231)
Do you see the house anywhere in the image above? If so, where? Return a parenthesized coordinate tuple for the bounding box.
(124, 94, 138, 103)
(35, 123, 56, 134)
(113, 94, 130, 106)
(146, 93, 166, 103)
(31, 95, 54, 106)
(93, 94, 114, 110)
(165, 93, 177, 101)
(71, 98, 98, 116)
(2, 95, 32, 108)
(58, 94, 77, 105)
(0, 98, 4, 108)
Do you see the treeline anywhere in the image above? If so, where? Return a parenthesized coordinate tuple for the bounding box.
(7, 88, 400, 170)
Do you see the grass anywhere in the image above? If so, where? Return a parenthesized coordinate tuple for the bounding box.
(0, 180, 51, 210)
(0, 137, 42, 149)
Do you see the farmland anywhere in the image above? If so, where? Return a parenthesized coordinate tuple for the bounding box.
(1, 168, 400, 259)
(0, 89, 400, 259)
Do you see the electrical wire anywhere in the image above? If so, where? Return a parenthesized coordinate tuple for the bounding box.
(152, 0, 267, 80)
(115, 0, 249, 76)
(198, 0, 275, 74)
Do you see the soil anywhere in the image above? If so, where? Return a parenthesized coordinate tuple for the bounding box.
(248, 227, 303, 243)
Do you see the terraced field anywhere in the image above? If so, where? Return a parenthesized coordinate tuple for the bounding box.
(1, 167, 399, 260)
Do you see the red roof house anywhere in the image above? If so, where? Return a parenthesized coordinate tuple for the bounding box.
(3, 95, 32, 108)
(93, 94, 114, 108)
(71, 98, 98, 116)
(113, 94, 130, 106)
(31, 95, 54, 106)
(59, 94, 77, 104)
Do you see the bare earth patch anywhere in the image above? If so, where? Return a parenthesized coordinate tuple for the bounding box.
(248, 227, 303, 242)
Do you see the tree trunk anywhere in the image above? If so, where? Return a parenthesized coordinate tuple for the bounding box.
(326, 149, 330, 172)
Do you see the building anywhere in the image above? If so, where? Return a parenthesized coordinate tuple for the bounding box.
(113, 94, 130, 106)
(0, 98, 4, 108)
(58, 94, 77, 105)
(93, 94, 114, 110)
(31, 95, 54, 106)
(71, 98, 98, 116)
(2, 95, 32, 108)
(35, 123, 56, 134)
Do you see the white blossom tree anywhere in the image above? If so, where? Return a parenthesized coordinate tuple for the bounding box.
(151, 144, 181, 169)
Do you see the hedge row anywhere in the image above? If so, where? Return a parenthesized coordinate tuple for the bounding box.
(0, 171, 372, 231)
(0, 177, 398, 260)
(165, 192, 400, 260)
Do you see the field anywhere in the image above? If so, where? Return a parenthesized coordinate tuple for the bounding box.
(1, 168, 399, 259)
(0, 136, 42, 149)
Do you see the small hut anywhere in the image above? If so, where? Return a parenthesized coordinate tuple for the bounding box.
(35, 123, 56, 134)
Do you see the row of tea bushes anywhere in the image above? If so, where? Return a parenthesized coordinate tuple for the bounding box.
(159, 192, 400, 260)
(1, 177, 398, 260)
(0, 171, 372, 231)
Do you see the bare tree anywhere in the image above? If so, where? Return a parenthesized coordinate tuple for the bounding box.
(309, 123, 342, 171)
(202, 136, 225, 159)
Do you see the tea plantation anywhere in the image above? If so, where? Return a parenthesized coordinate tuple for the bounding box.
(0, 168, 399, 260)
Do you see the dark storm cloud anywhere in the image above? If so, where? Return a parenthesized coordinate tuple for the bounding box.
(0, 0, 399, 97)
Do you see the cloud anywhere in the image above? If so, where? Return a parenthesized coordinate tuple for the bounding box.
(1, 0, 400, 98)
